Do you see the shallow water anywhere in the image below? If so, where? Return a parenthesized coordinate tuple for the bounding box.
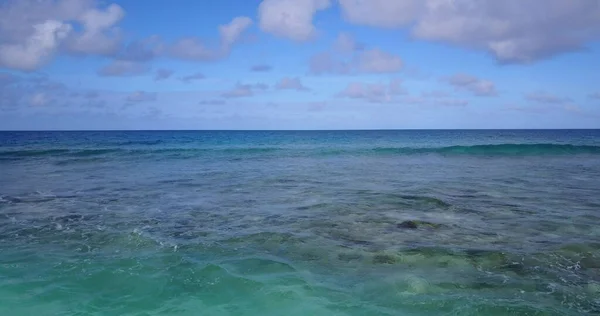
(1, 130, 600, 315)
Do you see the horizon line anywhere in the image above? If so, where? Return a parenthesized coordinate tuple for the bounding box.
(1, 128, 599, 132)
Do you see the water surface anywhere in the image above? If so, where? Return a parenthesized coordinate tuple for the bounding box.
(1, 130, 600, 315)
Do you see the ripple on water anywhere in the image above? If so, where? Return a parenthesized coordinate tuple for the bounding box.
(3, 130, 600, 315)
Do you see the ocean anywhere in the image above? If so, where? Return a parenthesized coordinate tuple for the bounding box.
(1, 130, 600, 315)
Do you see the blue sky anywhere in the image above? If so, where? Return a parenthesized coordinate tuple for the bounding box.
(0, 0, 599, 130)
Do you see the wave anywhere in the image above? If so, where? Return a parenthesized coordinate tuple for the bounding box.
(113, 140, 164, 146)
(0, 149, 71, 157)
(0, 147, 285, 159)
(1, 143, 599, 159)
(0, 148, 121, 158)
(369, 144, 600, 156)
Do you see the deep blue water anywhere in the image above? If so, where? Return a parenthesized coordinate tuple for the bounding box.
(1, 130, 600, 315)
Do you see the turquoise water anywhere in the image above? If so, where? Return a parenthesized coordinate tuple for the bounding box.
(1, 130, 600, 315)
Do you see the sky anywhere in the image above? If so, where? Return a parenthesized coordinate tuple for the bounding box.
(0, 0, 599, 130)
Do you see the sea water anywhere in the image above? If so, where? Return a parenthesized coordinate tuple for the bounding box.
(1, 130, 600, 315)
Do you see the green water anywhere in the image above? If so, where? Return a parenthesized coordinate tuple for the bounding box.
(3, 227, 600, 315)
(2, 130, 600, 315)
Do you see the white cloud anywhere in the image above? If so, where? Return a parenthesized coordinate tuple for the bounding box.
(0, 74, 70, 110)
(0, 0, 86, 42)
(397, 95, 468, 107)
(506, 102, 589, 116)
(169, 38, 218, 61)
(180, 72, 205, 83)
(78, 3, 123, 33)
(63, 89, 106, 108)
(96, 36, 163, 78)
(309, 52, 352, 75)
(505, 104, 549, 113)
(1, 74, 166, 111)
(222, 83, 269, 98)
(0, 20, 72, 71)
(116, 36, 164, 62)
(333, 32, 364, 53)
(169, 16, 252, 61)
(338, 0, 422, 28)
(0, 0, 126, 70)
(30, 92, 50, 106)
(97, 60, 149, 76)
(310, 32, 403, 75)
(337, 0, 600, 63)
(525, 92, 571, 104)
(65, 3, 124, 55)
(310, 48, 403, 75)
(355, 48, 403, 73)
(219, 17, 253, 48)
(446, 73, 497, 96)
(258, 0, 331, 41)
(276, 77, 310, 91)
(337, 79, 405, 103)
(0, 1, 251, 71)
(388, 78, 405, 95)
(126, 91, 157, 103)
(436, 99, 469, 107)
(154, 69, 174, 81)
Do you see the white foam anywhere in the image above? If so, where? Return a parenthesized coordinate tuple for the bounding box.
(35, 190, 56, 198)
